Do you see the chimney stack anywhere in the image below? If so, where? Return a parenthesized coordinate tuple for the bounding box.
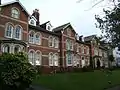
(32, 9, 40, 25)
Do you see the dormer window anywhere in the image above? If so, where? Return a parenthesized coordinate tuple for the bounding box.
(30, 20, 35, 25)
(11, 7, 20, 19)
(29, 16, 37, 26)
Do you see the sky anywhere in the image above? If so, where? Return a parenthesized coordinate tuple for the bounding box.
(2, 0, 110, 37)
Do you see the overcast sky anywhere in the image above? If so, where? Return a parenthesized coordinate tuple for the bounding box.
(2, 0, 110, 37)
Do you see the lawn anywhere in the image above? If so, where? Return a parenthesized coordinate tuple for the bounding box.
(33, 70, 120, 90)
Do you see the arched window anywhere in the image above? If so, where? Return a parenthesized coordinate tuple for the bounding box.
(35, 33, 41, 45)
(14, 25, 22, 40)
(49, 36, 53, 47)
(66, 39, 70, 50)
(53, 53, 58, 66)
(28, 50, 35, 65)
(14, 45, 21, 53)
(35, 51, 41, 65)
(54, 38, 59, 48)
(11, 7, 20, 19)
(2, 44, 10, 53)
(5, 23, 13, 38)
(66, 52, 72, 66)
(49, 52, 53, 66)
(29, 31, 35, 44)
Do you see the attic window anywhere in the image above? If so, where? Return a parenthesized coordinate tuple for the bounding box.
(67, 28, 71, 36)
(11, 7, 20, 19)
(30, 20, 35, 25)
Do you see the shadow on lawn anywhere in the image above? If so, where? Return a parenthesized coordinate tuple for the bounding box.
(26, 84, 51, 90)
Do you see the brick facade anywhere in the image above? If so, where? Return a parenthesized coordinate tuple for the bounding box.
(0, 1, 108, 73)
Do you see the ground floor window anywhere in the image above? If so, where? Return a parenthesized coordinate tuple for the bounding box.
(3, 44, 10, 53)
(2, 44, 23, 53)
(66, 52, 72, 66)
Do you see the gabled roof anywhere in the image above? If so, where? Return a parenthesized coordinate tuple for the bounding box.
(84, 35, 97, 42)
(0, 0, 30, 16)
(53, 23, 75, 32)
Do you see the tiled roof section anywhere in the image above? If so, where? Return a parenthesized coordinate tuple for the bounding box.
(84, 35, 96, 42)
(0, 0, 29, 16)
(52, 23, 70, 32)
(29, 25, 60, 37)
(76, 40, 90, 46)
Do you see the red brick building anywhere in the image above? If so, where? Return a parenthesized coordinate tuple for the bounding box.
(0, 0, 108, 73)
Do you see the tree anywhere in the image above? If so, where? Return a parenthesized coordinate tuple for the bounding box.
(95, 2, 120, 48)
(0, 52, 37, 90)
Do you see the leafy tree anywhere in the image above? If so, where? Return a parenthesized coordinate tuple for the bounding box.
(0, 52, 37, 90)
(95, 2, 120, 48)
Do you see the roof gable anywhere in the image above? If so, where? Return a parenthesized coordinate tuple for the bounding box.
(53, 23, 76, 33)
(0, 0, 29, 16)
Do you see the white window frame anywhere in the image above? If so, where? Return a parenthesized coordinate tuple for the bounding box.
(54, 38, 59, 48)
(29, 31, 35, 44)
(35, 32, 41, 45)
(2, 44, 10, 53)
(67, 28, 71, 36)
(66, 52, 73, 66)
(14, 45, 21, 53)
(49, 36, 54, 47)
(5, 23, 14, 38)
(11, 7, 20, 19)
(28, 50, 35, 65)
(35, 50, 41, 65)
(77, 44, 79, 52)
(49, 52, 53, 66)
(14, 25, 22, 40)
(53, 53, 59, 66)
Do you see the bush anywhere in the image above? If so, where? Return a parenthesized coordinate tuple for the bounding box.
(0, 52, 37, 90)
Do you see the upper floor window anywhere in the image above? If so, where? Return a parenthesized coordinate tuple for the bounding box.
(49, 36, 54, 47)
(29, 31, 35, 44)
(66, 39, 73, 50)
(54, 38, 59, 48)
(35, 33, 41, 45)
(14, 25, 22, 40)
(76, 44, 79, 52)
(5, 23, 13, 38)
(67, 28, 71, 36)
(11, 8, 20, 19)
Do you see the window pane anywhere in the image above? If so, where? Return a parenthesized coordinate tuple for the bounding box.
(15, 26, 21, 39)
(29, 32, 34, 43)
(3, 45, 10, 53)
(11, 8, 19, 19)
(29, 51, 35, 65)
(35, 34, 40, 44)
(6, 24, 13, 37)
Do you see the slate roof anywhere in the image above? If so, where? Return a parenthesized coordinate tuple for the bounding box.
(52, 23, 70, 32)
(29, 25, 60, 37)
(84, 35, 97, 42)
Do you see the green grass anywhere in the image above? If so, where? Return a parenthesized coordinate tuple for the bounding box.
(33, 70, 120, 90)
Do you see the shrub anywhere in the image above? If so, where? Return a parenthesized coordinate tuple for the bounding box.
(0, 52, 37, 90)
